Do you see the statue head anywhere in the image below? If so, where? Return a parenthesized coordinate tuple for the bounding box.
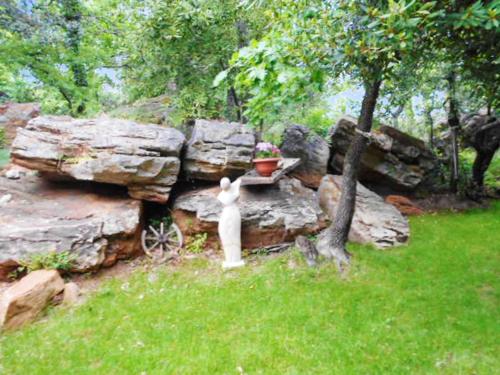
(220, 177, 231, 191)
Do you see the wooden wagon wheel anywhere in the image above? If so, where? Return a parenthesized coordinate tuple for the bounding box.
(141, 222, 184, 262)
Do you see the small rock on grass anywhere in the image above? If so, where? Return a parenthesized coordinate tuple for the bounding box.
(0, 269, 64, 330)
(63, 282, 81, 306)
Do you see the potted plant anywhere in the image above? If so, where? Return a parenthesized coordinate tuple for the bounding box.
(253, 142, 282, 177)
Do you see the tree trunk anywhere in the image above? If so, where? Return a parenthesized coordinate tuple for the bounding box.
(62, 0, 88, 115)
(472, 150, 495, 189)
(228, 86, 242, 121)
(317, 78, 382, 270)
(447, 71, 460, 194)
(295, 235, 318, 267)
(424, 105, 434, 149)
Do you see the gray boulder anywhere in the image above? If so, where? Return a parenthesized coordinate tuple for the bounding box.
(280, 125, 329, 188)
(318, 175, 409, 248)
(329, 116, 439, 191)
(0, 102, 40, 147)
(11, 116, 185, 203)
(172, 177, 327, 249)
(0, 175, 143, 281)
(183, 119, 255, 181)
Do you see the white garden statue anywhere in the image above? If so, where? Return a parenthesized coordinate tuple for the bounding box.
(217, 177, 245, 269)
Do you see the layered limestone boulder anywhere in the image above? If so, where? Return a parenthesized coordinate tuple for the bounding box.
(172, 177, 327, 249)
(0, 175, 143, 281)
(183, 119, 255, 181)
(0, 102, 40, 147)
(0, 270, 64, 330)
(318, 175, 409, 248)
(10, 116, 185, 203)
(280, 125, 329, 188)
(329, 116, 439, 191)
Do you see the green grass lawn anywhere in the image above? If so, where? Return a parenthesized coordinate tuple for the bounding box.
(0, 148, 9, 169)
(486, 152, 500, 190)
(462, 150, 500, 191)
(1, 203, 499, 374)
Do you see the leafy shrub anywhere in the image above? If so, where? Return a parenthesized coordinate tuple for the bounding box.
(17, 250, 77, 274)
(458, 152, 474, 195)
(185, 233, 208, 254)
(149, 215, 173, 229)
(484, 153, 500, 191)
(0, 127, 5, 148)
(294, 107, 333, 138)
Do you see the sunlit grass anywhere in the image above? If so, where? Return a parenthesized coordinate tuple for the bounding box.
(0, 149, 9, 169)
(462, 149, 500, 190)
(486, 152, 500, 190)
(1, 203, 499, 374)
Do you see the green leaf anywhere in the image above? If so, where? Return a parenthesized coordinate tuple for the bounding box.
(212, 69, 229, 87)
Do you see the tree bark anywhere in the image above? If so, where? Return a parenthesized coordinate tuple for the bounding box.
(295, 235, 318, 267)
(447, 71, 460, 194)
(228, 86, 242, 121)
(472, 150, 495, 189)
(424, 105, 434, 149)
(318, 78, 382, 270)
(62, 0, 88, 115)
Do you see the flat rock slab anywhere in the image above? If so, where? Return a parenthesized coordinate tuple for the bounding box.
(0, 269, 64, 330)
(318, 175, 409, 248)
(11, 116, 185, 203)
(0, 175, 143, 281)
(239, 158, 300, 186)
(172, 177, 327, 249)
(183, 119, 255, 181)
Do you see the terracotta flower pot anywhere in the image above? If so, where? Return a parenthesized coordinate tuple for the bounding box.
(253, 158, 281, 177)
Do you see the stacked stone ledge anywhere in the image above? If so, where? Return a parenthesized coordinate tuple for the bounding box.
(11, 116, 185, 203)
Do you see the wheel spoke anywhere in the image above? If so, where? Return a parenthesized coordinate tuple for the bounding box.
(149, 226, 160, 237)
(167, 238, 180, 246)
(145, 241, 159, 252)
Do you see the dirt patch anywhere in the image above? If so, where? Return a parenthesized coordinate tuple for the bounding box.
(413, 194, 491, 213)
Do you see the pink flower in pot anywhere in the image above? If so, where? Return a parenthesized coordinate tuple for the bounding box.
(253, 142, 282, 177)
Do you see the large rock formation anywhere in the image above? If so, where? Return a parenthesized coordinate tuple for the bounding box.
(11, 116, 185, 203)
(0, 175, 143, 281)
(461, 114, 500, 195)
(0, 102, 40, 147)
(183, 119, 255, 181)
(172, 177, 327, 249)
(329, 116, 439, 191)
(280, 125, 329, 188)
(0, 270, 64, 330)
(318, 175, 409, 248)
